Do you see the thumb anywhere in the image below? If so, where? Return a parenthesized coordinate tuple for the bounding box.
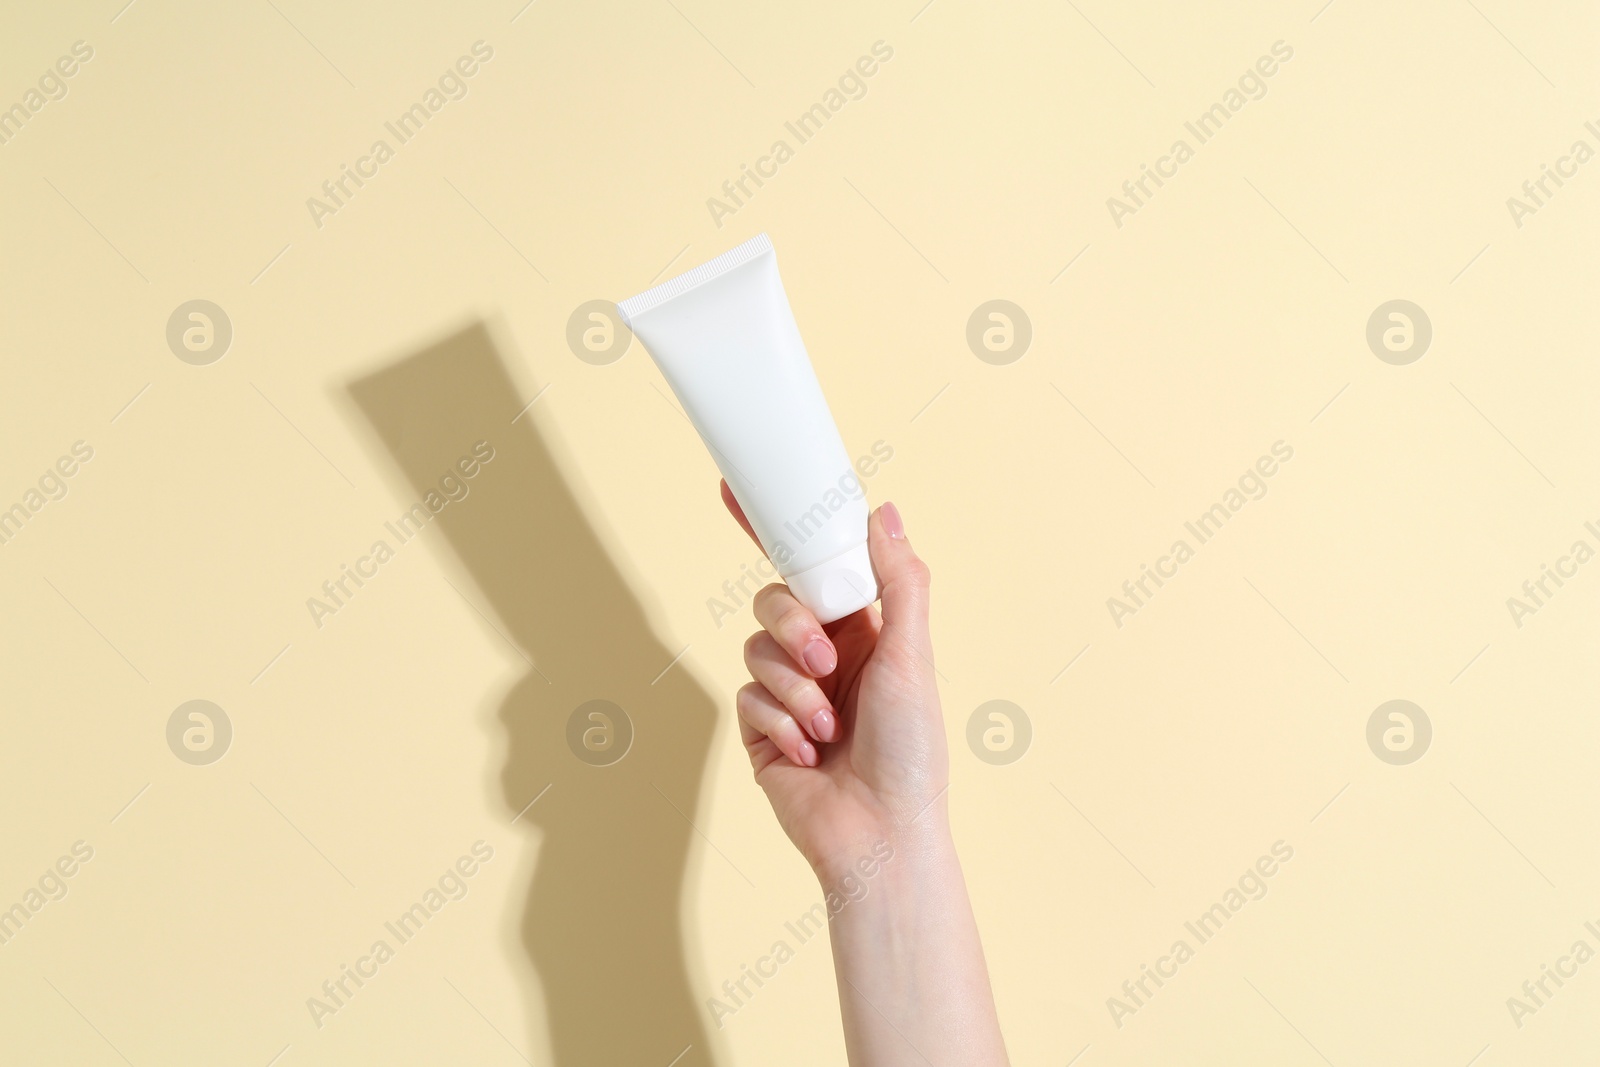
(867, 502, 934, 674)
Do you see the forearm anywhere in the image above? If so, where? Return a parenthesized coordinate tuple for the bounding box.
(822, 820, 1008, 1067)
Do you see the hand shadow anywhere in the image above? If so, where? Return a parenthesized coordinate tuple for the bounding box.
(346, 320, 722, 1066)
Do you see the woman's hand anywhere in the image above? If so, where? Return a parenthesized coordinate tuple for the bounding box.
(722, 482, 1009, 1066)
(722, 482, 947, 881)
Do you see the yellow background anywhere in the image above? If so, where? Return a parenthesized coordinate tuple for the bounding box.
(2, 0, 1597, 1063)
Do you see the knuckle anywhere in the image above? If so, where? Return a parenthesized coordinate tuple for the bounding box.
(751, 583, 787, 614)
(771, 712, 803, 744)
(774, 602, 814, 640)
(744, 633, 782, 676)
(779, 673, 817, 708)
(753, 584, 816, 638)
(884, 570, 930, 607)
(735, 682, 764, 717)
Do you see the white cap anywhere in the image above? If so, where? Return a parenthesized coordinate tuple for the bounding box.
(784, 541, 879, 624)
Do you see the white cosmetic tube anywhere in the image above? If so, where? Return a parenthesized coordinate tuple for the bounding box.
(617, 233, 879, 623)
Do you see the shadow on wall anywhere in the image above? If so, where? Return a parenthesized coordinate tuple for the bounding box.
(346, 320, 722, 1066)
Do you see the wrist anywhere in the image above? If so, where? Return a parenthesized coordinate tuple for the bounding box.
(811, 813, 957, 899)
(814, 814, 1007, 1066)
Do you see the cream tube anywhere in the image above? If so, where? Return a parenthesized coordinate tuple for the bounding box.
(617, 233, 879, 623)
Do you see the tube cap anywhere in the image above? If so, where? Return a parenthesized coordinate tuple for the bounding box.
(784, 541, 879, 624)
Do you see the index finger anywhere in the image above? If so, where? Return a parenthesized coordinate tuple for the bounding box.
(720, 479, 765, 556)
(753, 583, 838, 679)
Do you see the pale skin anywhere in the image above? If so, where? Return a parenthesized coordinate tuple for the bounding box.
(721, 482, 1009, 1067)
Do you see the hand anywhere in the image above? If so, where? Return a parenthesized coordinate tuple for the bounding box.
(721, 481, 949, 880)
(724, 483, 1009, 1065)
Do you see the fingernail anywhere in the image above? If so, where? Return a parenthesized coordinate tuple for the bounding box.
(811, 708, 837, 743)
(881, 501, 906, 540)
(803, 638, 837, 676)
(798, 739, 819, 767)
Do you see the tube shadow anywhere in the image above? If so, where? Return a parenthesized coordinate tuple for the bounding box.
(346, 320, 721, 1066)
